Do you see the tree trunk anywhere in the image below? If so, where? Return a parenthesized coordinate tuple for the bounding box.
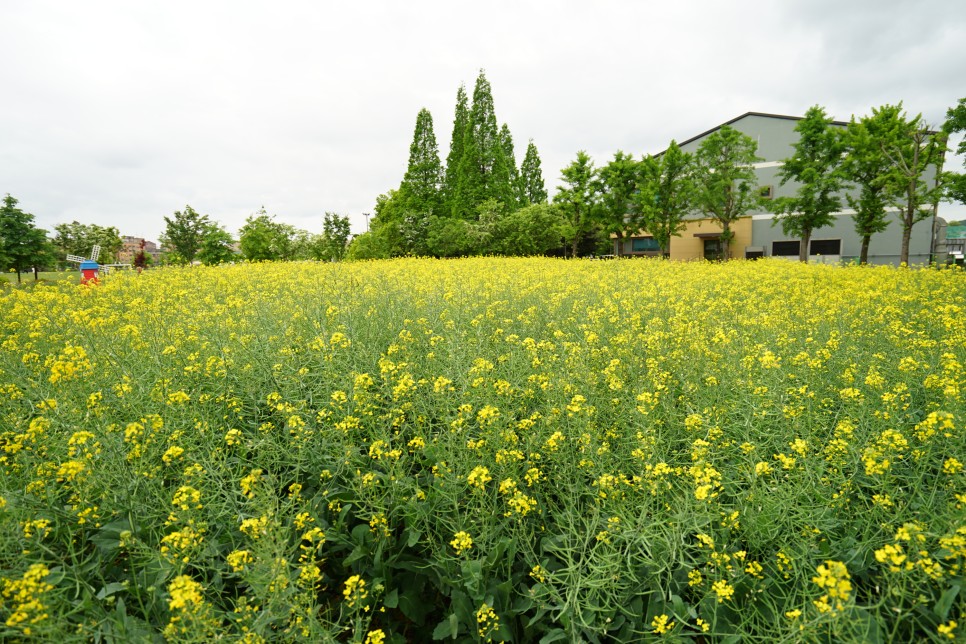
(900, 217, 912, 266)
(571, 236, 579, 258)
(721, 222, 730, 260)
(615, 232, 624, 257)
(16, 270, 21, 284)
(859, 236, 870, 265)
(799, 230, 811, 263)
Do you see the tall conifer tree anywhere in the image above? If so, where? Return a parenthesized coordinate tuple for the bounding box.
(500, 124, 521, 208)
(520, 140, 548, 205)
(400, 108, 444, 217)
(444, 84, 470, 218)
(457, 70, 513, 218)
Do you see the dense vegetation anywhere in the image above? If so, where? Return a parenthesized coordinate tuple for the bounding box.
(1, 258, 963, 642)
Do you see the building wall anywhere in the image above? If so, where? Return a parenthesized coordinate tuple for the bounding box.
(752, 211, 937, 265)
(674, 112, 942, 265)
(616, 217, 753, 260)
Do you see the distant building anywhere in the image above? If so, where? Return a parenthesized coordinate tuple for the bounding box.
(615, 112, 946, 265)
(119, 236, 163, 264)
(946, 225, 966, 265)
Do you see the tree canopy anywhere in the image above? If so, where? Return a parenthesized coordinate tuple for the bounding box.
(0, 194, 53, 282)
(53, 220, 123, 265)
(692, 126, 762, 259)
(161, 205, 212, 264)
(773, 105, 845, 262)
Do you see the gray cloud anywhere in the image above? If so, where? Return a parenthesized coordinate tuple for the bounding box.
(2, 0, 964, 240)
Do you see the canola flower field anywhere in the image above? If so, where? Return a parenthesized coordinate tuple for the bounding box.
(0, 257, 964, 643)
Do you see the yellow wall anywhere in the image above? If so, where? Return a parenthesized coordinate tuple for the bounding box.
(667, 217, 753, 261)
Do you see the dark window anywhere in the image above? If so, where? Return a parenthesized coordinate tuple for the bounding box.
(809, 239, 841, 255)
(772, 240, 800, 256)
(631, 237, 660, 252)
(703, 238, 723, 261)
(759, 185, 774, 199)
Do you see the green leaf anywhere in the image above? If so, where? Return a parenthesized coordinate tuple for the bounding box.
(96, 583, 128, 600)
(936, 583, 961, 620)
(538, 628, 569, 643)
(384, 589, 399, 609)
(432, 613, 459, 640)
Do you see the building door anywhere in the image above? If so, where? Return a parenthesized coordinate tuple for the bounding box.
(703, 238, 723, 261)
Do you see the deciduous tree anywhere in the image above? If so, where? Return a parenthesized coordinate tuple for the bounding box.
(197, 223, 236, 266)
(161, 205, 211, 264)
(879, 108, 947, 265)
(692, 126, 762, 260)
(773, 105, 845, 263)
(52, 220, 123, 265)
(841, 105, 903, 264)
(239, 209, 294, 261)
(0, 194, 51, 282)
(943, 97, 966, 205)
(320, 212, 351, 261)
(639, 141, 695, 256)
(489, 203, 566, 256)
(554, 151, 602, 258)
(598, 151, 643, 256)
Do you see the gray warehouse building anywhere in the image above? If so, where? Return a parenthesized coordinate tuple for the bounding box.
(670, 112, 947, 265)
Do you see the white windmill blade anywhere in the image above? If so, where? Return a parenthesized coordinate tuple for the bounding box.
(66, 254, 86, 263)
(90, 245, 102, 261)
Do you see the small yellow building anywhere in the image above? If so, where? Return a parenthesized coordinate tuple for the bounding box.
(614, 217, 755, 260)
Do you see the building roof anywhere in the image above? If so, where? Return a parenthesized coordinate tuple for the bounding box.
(947, 225, 966, 240)
(673, 111, 852, 150)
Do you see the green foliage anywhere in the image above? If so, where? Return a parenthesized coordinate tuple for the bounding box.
(197, 224, 237, 266)
(456, 71, 514, 219)
(640, 142, 695, 255)
(488, 203, 566, 256)
(0, 194, 53, 282)
(774, 105, 846, 262)
(400, 109, 444, 219)
(519, 140, 548, 206)
(2, 258, 964, 640)
(499, 124, 521, 209)
(161, 205, 211, 265)
(598, 151, 644, 256)
(554, 151, 603, 257)
(426, 216, 480, 258)
(878, 106, 947, 265)
(53, 220, 123, 265)
(943, 97, 966, 205)
(320, 212, 351, 261)
(443, 84, 471, 218)
(238, 209, 296, 261)
(842, 105, 905, 263)
(692, 126, 762, 259)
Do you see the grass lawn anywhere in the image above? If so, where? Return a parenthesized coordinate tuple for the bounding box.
(0, 270, 79, 285)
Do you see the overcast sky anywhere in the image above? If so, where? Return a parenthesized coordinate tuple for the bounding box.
(2, 0, 964, 242)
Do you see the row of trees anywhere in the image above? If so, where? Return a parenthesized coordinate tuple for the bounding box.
(348, 71, 553, 259)
(352, 78, 962, 264)
(0, 197, 128, 282)
(160, 206, 352, 265)
(599, 102, 949, 265)
(0, 198, 352, 283)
